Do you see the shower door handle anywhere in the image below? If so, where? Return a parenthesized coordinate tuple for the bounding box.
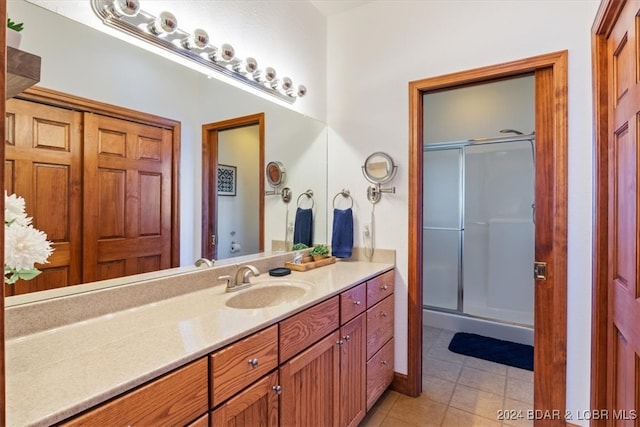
(534, 262, 547, 280)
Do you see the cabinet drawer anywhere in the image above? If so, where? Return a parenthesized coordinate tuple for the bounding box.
(340, 282, 366, 324)
(366, 338, 394, 411)
(366, 295, 394, 359)
(366, 270, 394, 307)
(211, 324, 278, 407)
(61, 358, 208, 426)
(280, 296, 340, 362)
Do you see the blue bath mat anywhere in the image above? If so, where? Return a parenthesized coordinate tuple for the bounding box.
(448, 332, 533, 371)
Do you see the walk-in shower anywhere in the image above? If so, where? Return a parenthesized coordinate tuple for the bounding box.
(423, 132, 535, 344)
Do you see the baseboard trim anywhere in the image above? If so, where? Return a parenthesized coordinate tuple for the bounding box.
(390, 372, 416, 396)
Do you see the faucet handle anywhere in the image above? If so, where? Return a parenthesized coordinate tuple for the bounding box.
(218, 275, 232, 286)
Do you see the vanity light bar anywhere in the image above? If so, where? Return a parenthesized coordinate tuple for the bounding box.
(91, 0, 306, 103)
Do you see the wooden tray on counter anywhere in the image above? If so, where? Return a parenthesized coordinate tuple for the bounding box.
(285, 256, 336, 272)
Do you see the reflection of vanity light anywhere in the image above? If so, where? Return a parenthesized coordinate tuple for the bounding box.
(281, 77, 293, 94)
(182, 28, 209, 50)
(92, 0, 305, 102)
(148, 11, 178, 35)
(233, 57, 258, 74)
(109, 0, 140, 17)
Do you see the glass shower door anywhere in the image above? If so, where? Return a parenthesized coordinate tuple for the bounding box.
(463, 141, 534, 325)
(423, 148, 462, 311)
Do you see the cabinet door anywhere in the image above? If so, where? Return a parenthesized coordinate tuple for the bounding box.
(280, 330, 340, 427)
(366, 295, 394, 359)
(212, 370, 279, 427)
(340, 314, 366, 427)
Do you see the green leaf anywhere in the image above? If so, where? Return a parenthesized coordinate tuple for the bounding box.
(7, 18, 24, 32)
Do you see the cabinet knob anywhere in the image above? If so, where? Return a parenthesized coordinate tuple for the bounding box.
(248, 358, 259, 368)
(353, 300, 361, 305)
(337, 339, 345, 346)
(343, 335, 351, 341)
(381, 312, 388, 317)
(381, 284, 389, 291)
(272, 385, 282, 395)
(381, 360, 388, 366)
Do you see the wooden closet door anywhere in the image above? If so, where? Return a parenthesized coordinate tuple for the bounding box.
(83, 113, 173, 282)
(606, 0, 640, 421)
(4, 98, 82, 295)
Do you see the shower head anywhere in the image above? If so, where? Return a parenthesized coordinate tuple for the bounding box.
(499, 129, 524, 135)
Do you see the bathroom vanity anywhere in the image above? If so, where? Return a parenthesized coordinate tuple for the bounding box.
(5, 252, 395, 426)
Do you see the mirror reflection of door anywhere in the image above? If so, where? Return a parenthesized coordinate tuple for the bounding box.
(202, 114, 264, 261)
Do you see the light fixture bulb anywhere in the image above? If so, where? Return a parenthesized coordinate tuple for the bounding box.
(183, 28, 209, 50)
(211, 43, 236, 62)
(264, 67, 277, 82)
(297, 85, 307, 97)
(109, 0, 140, 17)
(281, 77, 293, 93)
(148, 11, 178, 35)
(244, 57, 258, 74)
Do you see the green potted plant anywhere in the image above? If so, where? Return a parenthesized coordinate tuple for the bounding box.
(309, 244, 329, 261)
(291, 242, 308, 251)
(7, 18, 24, 49)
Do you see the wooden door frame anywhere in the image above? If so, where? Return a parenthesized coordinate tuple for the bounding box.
(406, 52, 569, 417)
(591, 0, 625, 421)
(201, 113, 265, 259)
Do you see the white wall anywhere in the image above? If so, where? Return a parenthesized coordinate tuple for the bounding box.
(218, 126, 260, 259)
(326, 1, 599, 423)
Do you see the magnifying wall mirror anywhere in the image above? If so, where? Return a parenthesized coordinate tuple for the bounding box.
(362, 151, 397, 185)
(362, 151, 397, 203)
(266, 161, 286, 187)
(265, 160, 291, 203)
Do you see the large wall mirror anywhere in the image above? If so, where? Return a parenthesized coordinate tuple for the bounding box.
(6, 0, 328, 303)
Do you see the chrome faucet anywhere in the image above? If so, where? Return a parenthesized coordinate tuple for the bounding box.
(220, 265, 260, 292)
(195, 258, 215, 268)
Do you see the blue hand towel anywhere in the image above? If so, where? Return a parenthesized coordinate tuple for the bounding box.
(331, 208, 353, 258)
(293, 207, 313, 247)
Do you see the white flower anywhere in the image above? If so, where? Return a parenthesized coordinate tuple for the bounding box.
(4, 192, 54, 284)
(4, 191, 31, 226)
(5, 222, 53, 271)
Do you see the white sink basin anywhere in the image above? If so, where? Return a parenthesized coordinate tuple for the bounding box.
(225, 280, 312, 309)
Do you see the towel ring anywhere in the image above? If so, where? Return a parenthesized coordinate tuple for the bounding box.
(297, 189, 314, 209)
(333, 189, 354, 209)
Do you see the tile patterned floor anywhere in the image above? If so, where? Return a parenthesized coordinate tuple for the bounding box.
(360, 327, 534, 427)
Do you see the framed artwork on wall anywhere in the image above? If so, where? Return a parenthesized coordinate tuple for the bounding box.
(217, 164, 237, 196)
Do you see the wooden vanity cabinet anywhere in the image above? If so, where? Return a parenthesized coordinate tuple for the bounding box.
(365, 270, 395, 410)
(212, 370, 279, 426)
(58, 269, 394, 427)
(339, 312, 367, 427)
(60, 358, 208, 426)
(210, 325, 278, 407)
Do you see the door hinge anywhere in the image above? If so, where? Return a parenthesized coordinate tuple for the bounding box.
(534, 262, 547, 280)
(211, 234, 216, 246)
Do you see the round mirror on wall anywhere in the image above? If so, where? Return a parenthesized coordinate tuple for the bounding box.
(362, 151, 397, 185)
(266, 161, 286, 187)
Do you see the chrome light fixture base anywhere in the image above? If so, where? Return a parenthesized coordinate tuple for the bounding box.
(91, 0, 305, 103)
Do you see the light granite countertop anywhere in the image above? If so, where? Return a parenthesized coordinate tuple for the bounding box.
(5, 258, 393, 426)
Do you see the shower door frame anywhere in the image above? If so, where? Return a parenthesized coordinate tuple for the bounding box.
(423, 136, 536, 325)
(405, 51, 568, 421)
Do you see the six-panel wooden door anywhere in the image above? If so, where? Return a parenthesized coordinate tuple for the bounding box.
(606, 1, 640, 421)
